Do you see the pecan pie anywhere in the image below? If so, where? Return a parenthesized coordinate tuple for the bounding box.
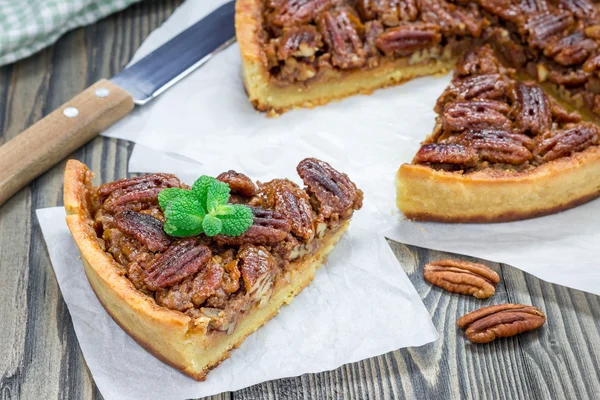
(63, 158, 362, 380)
(237, 0, 600, 118)
(396, 45, 600, 221)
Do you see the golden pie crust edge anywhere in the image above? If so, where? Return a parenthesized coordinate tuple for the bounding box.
(396, 146, 600, 222)
(235, 0, 459, 114)
(63, 159, 350, 380)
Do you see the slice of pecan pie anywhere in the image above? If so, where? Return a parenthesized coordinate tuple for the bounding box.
(237, 0, 485, 114)
(237, 0, 600, 117)
(63, 158, 362, 380)
(396, 45, 600, 222)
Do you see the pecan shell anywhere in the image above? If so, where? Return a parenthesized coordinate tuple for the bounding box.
(297, 158, 362, 219)
(144, 239, 211, 290)
(424, 259, 500, 299)
(376, 23, 442, 57)
(114, 211, 171, 252)
(458, 304, 546, 343)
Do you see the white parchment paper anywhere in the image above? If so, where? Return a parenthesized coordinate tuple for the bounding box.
(36, 203, 436, 400)
(103, 0, 600, 296)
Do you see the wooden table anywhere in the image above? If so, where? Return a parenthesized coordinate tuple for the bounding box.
(1, 1, 599, 399)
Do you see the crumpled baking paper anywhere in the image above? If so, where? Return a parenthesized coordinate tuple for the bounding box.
(103, 0, 600, 297)
(36, 201, 436, 400)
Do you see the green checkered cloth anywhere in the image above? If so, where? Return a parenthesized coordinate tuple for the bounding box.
(0, 0, 141, 66)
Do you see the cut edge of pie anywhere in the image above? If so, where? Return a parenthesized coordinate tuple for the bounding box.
(236, 0, 459, 115)
(396, 145, 600, 222)
(64, 159, 352, 380)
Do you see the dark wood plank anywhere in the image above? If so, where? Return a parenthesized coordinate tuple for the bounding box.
(0, 1, 598, 399)
(232, 242, 600, 400)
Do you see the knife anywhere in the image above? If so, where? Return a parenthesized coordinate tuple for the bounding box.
(0, 1, 236, 207)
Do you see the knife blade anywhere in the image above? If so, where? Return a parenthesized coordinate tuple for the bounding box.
(0, 0, 236, 207)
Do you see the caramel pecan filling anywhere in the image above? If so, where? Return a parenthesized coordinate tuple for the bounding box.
(260, 0, 600, 121)
(413, 44, 600, 173)
(91, 159, 363, 333)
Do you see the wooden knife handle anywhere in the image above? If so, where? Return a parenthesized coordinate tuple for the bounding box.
(0, 79, 134, 206)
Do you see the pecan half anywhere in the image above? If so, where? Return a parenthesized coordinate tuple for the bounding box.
(297, 158, 362, 219)
(418, 0, 484, 37)
(144, 239, 211, 290)
(558, 0, 596, 19)
(98, 174, 181, 212)
(237, 245, 277, 304)
(546, 63, 591, 87)
(524, 11, 574, 49)
(114, 211, 171, 252)
(435, 74, 509, 113)
(276, 25, 323, 60)
(510, 82, 551, 136)
(534, 123, 600, 161)
(424, 259, 500, 299)
(485, 28, 529, 69)
(216, 170, 257, 197)
(544, 32, 597, 66)
(414, 143, 479, 166)
(458, 304, 546, 343)
(267, 0, 339, 27)
(317, 7, 366, 69)
(519, 0, 549, 13)
(255, 179, 316, 241)
(445, 129, 533, 164)
(455, 45, 501, 77)
(376, 23, 442, 57)
(214, 206, 291, 246)
(441, 100, 512, 133)
(356, 0, 418, 25)
(550, 100, 582, 124)
(477, 0, 522, 23)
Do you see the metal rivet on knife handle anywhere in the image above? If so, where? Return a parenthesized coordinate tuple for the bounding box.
(63, 107, 79, 118)
(95, 88, 110, 98)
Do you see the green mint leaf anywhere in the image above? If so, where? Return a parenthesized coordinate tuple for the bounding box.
(202, 214, 223, 237)
(206, 180, 230, 212)
(217, 204, 254, 237)
(163, 194, 206, 237)
(191, 176, 215, 209)
(215, 204, 235, 216)
(158, 188, 184, 211)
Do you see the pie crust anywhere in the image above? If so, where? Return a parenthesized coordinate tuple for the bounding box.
(396, 146, 600, 222)
(64, 160, 356, 380)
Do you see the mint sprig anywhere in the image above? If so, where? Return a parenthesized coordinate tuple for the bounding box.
(158, 176, 254, 238)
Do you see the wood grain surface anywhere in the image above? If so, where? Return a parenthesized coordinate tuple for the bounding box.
(0, 1, 598, 399)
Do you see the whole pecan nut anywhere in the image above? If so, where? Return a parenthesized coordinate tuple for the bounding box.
(458, 304, 546, 343)
(423, 259, 500, 299)
(144, 239, 211, 290)
(297, 158, 362, 219)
